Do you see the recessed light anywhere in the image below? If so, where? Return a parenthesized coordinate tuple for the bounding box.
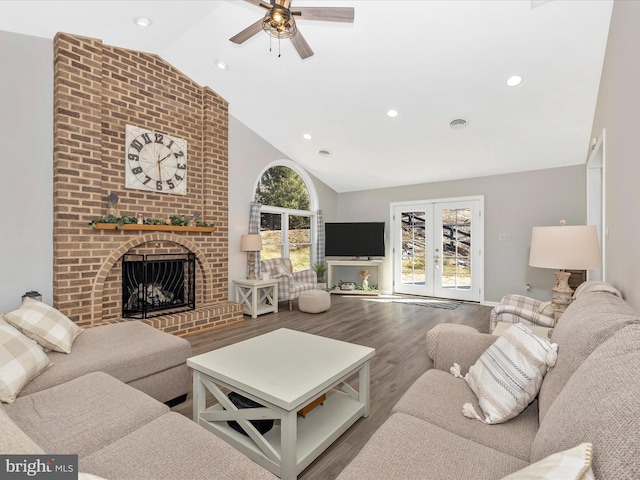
(215, 60, 228, 71)
(506, 75, 523, 87)
(133, 17, 152, 27)
(318, 149, 332, 157)
(303, 133, 312, 140)
(386, 109, 399, 118)
(449, 118, 469, 129)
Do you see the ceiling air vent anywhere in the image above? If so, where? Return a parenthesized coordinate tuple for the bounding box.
(449, 118, 468, 129)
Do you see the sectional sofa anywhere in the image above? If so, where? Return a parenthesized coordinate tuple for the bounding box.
(337, 288, 640, 479)
(1, 305, 277, 479)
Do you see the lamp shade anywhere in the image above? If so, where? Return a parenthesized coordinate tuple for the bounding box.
(240, 234, 262, 252)
(529, 225, 602, 270)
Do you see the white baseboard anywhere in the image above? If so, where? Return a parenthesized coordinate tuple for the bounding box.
(482, 301, 500, 307)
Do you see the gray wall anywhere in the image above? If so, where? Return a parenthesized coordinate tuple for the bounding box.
(590, 0, 640, 311)
(0, 31, 53, 312)
(336, 166, 586, 303)
(228, 116, 337, 299)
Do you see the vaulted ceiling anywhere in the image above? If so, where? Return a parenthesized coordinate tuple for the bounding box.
(0, 1, 613, 192)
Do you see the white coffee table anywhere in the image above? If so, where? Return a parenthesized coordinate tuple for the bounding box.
(187, 328, 375, 479)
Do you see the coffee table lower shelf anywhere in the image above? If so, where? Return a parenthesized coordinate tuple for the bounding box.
(197, 389, 364, 477)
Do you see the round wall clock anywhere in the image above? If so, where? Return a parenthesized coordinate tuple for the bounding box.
(125, 124, 187, 195)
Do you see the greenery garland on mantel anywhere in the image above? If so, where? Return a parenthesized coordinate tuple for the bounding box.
(91, 194, 214, 230)
(89, 214, 214, 229)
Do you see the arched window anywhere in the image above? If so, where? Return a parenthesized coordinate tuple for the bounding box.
(254, 162, 317, 272)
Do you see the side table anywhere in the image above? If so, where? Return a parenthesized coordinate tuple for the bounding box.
(233, 278, 278, 319)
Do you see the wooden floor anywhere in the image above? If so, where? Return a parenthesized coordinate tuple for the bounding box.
(172, 294, 491, 480)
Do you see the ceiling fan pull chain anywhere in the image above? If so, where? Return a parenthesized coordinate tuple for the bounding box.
(278, 36, 282, 58)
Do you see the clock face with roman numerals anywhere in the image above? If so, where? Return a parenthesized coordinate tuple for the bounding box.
(124, 125, 187, 195)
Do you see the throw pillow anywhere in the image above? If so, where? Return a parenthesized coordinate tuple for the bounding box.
(275, 263, 288, 275)
(501, 443, 594, 480)
(4, 298, 83, 354)
(451, 323, 558, 424)
(0, 318, 52, 403)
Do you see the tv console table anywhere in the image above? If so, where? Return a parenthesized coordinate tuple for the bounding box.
(327, 259, 382, 295)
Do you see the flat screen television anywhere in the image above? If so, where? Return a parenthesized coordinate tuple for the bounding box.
(324, 222, 385, 258)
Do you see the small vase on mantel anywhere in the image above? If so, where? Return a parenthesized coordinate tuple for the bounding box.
(106, 193, 119, 218)
(106, 206, 119, 217)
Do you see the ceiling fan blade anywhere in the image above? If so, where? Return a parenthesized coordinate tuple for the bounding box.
(292, 7, 355, 23)
(229, 19, 265, 44)
(290, 30, 314, 59)
(243, 0, 272, 9)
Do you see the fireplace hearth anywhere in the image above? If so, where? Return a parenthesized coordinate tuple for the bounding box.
(122, 253, 196, 319)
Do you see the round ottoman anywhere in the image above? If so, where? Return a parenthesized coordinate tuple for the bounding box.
(298, 290, 331, 313)
(426, 323, 478, 360)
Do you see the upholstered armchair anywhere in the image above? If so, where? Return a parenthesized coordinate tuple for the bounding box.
(260, 258, 318, 311)
(489, 294, 555, 332)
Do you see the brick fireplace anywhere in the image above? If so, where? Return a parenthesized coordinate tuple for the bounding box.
(52, 32, 242, 335)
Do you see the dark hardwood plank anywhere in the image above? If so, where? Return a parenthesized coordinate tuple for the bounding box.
(172, 294, 491, 479)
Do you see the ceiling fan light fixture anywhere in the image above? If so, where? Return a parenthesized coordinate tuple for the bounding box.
(262, 7, 297, 39)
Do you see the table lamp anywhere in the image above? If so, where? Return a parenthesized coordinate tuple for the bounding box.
(529, 222, 602, 322)
(240, 234, 262, 280)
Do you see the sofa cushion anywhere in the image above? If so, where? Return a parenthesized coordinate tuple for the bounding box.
(531, 324, 640, 479)
(4, 298, 83, 353)
(18, 321, 191, 398)
(502, 443, 593, 480)
(4, 371, 169, 458)
(336, 412, 529, 480)
(0, 401, 45, 454)
(459, 324, 557, 424)
(431, 329, 498, 375)
(0, 318, 51, 403)
(392, 369, 539, 460)
(426, 323, 477, 360)
(538, 291, 640, 421)
(80, 412, 277, 480)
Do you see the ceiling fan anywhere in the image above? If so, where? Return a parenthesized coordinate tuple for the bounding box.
(229, 0, 355, 59)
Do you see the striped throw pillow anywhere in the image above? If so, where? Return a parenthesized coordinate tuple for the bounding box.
(452, 323, 558, 424)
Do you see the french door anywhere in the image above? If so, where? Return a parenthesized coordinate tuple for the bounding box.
(391, 197, 483, 302)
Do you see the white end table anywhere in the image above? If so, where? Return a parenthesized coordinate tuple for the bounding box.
(233, 278, 278, 319)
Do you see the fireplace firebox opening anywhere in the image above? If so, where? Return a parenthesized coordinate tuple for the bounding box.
(122, 253, 196, 319)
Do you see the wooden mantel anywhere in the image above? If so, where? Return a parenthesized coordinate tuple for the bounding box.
(92, 223, 215, 233)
